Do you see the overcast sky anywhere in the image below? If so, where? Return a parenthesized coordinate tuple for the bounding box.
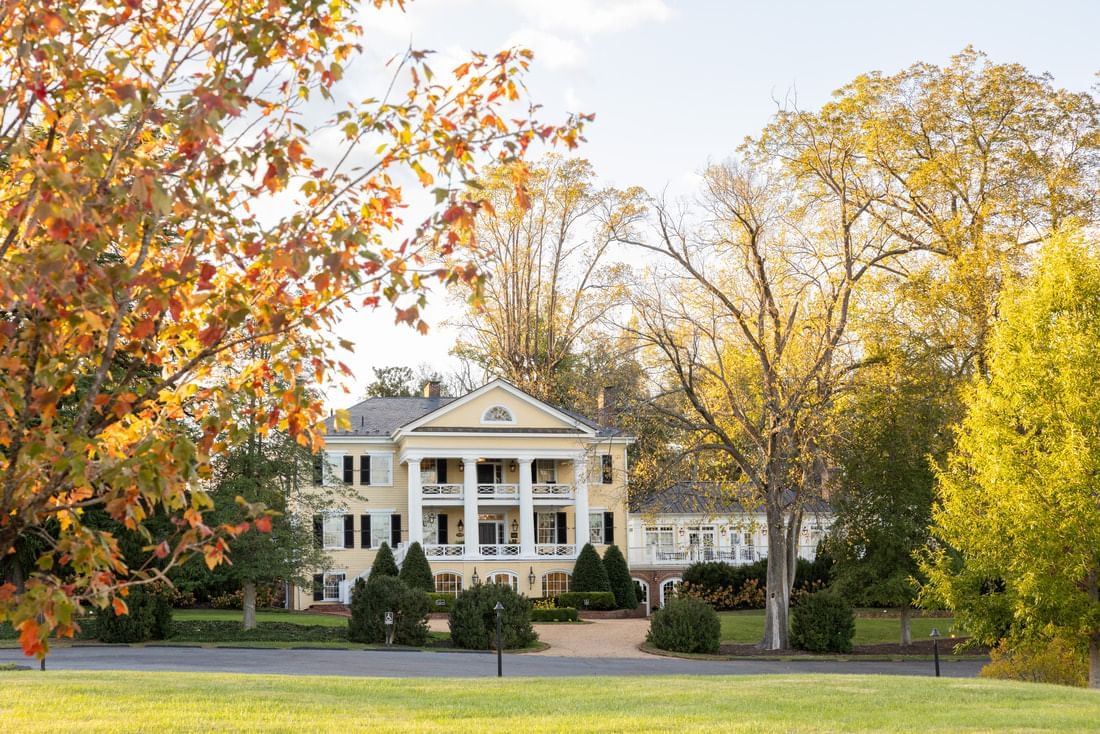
(325, 0, 1100, 405)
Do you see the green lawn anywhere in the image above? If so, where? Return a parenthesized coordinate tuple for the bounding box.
(172, 609, 349, 627)
(2, 671, 1097, 732)
(720, 610, 959, 646)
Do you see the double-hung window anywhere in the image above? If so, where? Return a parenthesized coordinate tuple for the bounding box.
(358, 453, 393, 486)
(537, 512, 557, 544)
(323, 572, 345, 601)
(600, 454, 613, 484)
(644, 525, 675, 556)
(322, 515, 345, 549)
(534, 459, 557, 484)
(588, 513, 604, 544)
(370, 513, 391, 548)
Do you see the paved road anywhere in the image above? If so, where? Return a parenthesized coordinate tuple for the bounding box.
(0, 645, 984, 678)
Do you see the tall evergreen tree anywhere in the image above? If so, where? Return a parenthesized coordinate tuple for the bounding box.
(602, 545, 637, 609)
(369, 543, 399, 579)
(399, 542, 435, 593)
(571, 543, 611, 593)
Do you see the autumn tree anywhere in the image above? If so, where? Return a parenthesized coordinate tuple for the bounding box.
(364, 366, 419, 398)
(451, 155, 643, 406)
(618, 159, 909, 650)
(923, 229, 1100, 688)
(0, 0, 586, 657)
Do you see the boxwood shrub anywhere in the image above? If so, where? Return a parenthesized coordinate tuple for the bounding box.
(449, 583, 536, 650)
(169, 620, 347, 642)
(94, 588, 173, 643)
(348, 576, 430, 646)
(789, 591, 855, 653)
(646, 596, 720, 654)
(557, 591, 615, 611)
(531, 607, 578, 622)
(426, 592, 456, 613)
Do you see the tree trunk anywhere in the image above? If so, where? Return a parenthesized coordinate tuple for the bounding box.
(760, 508, 791, 650)
(242, 581, 257, 631)
(9, 560, 25, 594)
(1090, 635, 1100, 690)
(900, 607, 912, 647)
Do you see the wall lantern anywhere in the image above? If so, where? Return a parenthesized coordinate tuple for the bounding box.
(456, 519, 465, 539)
(528, 567, 536, 588)
(509, 461, 517, 472)
(511, 519, 519, 534)
(471, 567, 480, 586)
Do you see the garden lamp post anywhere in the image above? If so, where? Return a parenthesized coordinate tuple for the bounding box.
(494, 601, 504, 678)
(930, 628, 941, 677)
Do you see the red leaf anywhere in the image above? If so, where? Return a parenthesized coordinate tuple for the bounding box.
(255, 516, 273, 533)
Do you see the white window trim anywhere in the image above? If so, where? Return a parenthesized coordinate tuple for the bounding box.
(480, 404, 516, 425)
(597, 453, 613, 484)
(485, 570, 519, 591)
(588, 511, 605, 545)
(433, 571, 463, 596)
(660, 577, 682, 608)
(321, 512, 347, 551)
(366, 452, 394, 487)
(369, 510, 393, 548)
(541, 569, 572, 597)
(322, 571, 346, 602)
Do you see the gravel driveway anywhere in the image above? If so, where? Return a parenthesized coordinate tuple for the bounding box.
(429, 617, 652, 659)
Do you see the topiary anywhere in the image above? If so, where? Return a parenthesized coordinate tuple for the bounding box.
(602, 544, 637, 609)
(449, 583, 537, 650)
(571, 543, 610, 592)
(94, 587, 173, 643)
(399, 541, 434, 592)
(369, 542, 399, 578)
(789, 591, 855, 653)
(646, 596, 720, 654)
(348, 575, 429, 646)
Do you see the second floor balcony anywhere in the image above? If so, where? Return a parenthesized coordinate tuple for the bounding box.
(420, 482, 575, 502)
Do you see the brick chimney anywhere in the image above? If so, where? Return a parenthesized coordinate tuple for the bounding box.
(597, 385, 617, 424)
(423, 379, 442, 399)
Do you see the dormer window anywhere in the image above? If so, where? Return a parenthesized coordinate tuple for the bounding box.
(481, 405, 515, 424)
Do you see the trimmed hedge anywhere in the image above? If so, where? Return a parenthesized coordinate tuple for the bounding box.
(399, 542, 435, 592)
(170, 620, 347, 642)
(449, 583, 536, 650)
(557, 591, 615, 611)
(531, 607, 578, 622)
(94, 589, 173, 643)
(348, 576, 429, 646)
(647, 596, 720, 654)
(790, 591, 855, 653)
(426, 592, 456, 613)
(572, 543, 611, 592)
(602, 544, 637, 609)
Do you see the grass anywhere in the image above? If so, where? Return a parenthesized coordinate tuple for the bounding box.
(2, 671, 1098, 732)
(172, 609, 349, 627)
(720, 610, 959, 646)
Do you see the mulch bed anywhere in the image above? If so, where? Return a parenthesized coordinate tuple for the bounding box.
(718, 638, 988, 657)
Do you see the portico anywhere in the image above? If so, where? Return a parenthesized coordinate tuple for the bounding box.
(401, 451, 590, 560)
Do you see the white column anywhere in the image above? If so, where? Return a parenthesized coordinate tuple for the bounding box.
(407, 457, 423, 546)
(517, 457, 535, 557)
(463, 457, 479, 558)
(573, 452, 589, 556)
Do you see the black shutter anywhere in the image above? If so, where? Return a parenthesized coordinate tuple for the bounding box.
(556, 511, 568, 544)
(312, 515, 323, 547)
(312, 455, 323, 485)
(343, 514, 354, 548)
(604, 511, 615, 544)
(437, 459, 447, 483)
(359, 455, 370, 485)
(361, 514, 371, 548)
(438, 513, 448, 544)
(530, 460, 537, 482)
(533, 512, 539, 543)
(312, 574, 324, 601)
(391, 514, 402, 547)
(343, 456, 353, 484)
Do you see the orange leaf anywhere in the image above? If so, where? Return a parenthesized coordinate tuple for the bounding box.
(112, 597, 128, 616)
(255, 516, 273, 533)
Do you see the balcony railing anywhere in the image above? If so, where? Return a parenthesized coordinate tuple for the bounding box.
(532, 483, 573, 498)
(424, 544, 464, 557)
(422, 483, 463, 498)
(477, 483, 518, 498)
(535, 543, 576, 557)
(627, 544, 820, 567)
(479, 544, 521, 557)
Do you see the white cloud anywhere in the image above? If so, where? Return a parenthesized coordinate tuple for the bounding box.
(564, 86, 584, 111)
(505, 28, 585, 69)
(511, 0, 671, 36)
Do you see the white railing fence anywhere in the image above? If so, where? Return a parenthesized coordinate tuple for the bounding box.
(478, 544, 521, 557)
(424, 544, 464, 557)
(477, 483, 518, 498)
(535, 543, 576, 557)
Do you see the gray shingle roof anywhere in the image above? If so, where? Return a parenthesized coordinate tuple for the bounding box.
(323, 396, 455, 437)
(631, 481, 831, 515)
(323, 380, 628, 438)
